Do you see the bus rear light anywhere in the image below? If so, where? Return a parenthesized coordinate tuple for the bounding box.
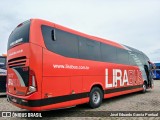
(27, 70, 37, 95)
(32, 76, 36, 87)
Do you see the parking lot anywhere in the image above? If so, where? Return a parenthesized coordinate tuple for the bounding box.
(0, 80, 160, 119)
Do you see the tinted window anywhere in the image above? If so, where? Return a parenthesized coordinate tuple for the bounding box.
(156, 66, 160, 69)
(143, 55, 149, 65)
(117, 49, 129, 64)
(41, 25, 149, 66)
(137, 53, 146, 65)
(0, 57, 6, 69)
(78, 37, 101, 61)
(41, 25, 78, 58)
(101, 43, 117, 62)
(128, 51, 138, 66)
(8, 21, 30, 49)
(131, 52, 143, 67)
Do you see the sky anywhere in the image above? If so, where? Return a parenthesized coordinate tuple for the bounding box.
(0, 0, 160, 62)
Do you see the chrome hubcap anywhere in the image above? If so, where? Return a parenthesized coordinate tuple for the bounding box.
(92, 91, 100, 104)
(143, 84, 146, 92)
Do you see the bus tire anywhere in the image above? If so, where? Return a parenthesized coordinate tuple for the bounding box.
(142, 82, 147, 93)
(89, 87, 103, 108)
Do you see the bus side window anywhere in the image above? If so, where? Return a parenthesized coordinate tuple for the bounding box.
(101, 43, 117, 63)
(78, 37, 101, 61)
(41, 25, 79, 58)
(128, 51, 137, 66)
(117, 49, 129, 64)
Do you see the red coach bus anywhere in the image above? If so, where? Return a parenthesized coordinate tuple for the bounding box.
(7, 19, 153, 111)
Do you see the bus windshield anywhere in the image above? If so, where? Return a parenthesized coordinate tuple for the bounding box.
(7, 20, 30, 50)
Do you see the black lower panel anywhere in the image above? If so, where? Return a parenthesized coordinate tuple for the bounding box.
(7, 84, 143, 107)
(0, 76, 6, 92)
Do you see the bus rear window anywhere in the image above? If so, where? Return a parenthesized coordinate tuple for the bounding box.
(7, 21, 30, 49)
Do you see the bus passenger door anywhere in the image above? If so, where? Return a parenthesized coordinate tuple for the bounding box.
(144, 64, 152, 88)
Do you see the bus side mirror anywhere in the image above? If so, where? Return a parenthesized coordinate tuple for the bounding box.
(51, 29, 56, 41)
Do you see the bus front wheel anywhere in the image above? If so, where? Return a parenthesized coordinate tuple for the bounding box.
(142, 82, 147, 93)
(89, 87, 103, 108)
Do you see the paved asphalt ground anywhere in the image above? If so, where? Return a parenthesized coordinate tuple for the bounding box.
(0, 80, 160, 120)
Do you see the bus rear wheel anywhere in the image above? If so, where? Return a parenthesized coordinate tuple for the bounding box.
(89, 87, 103, 108)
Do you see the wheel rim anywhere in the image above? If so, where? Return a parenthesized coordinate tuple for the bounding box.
(92, 91, 100, 104)
(143, 84, 146, 92)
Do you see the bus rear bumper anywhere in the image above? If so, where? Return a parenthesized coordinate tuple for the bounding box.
(7, 94, 42, 111)
(6, 93, 89, 111)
